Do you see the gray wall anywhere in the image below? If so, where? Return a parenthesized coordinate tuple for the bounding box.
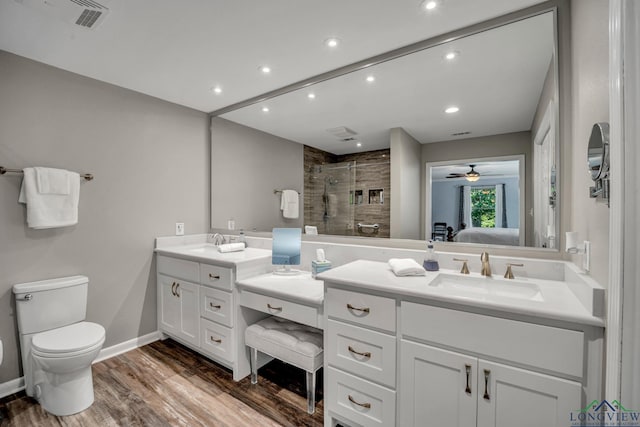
(390, 128, 422, 239)
(210, 117, 304, 232)
(432, 176, 520, 231)
(422, 131, 533, 245)
(0, 51, 209, 383)
(566, 0, 610, 285)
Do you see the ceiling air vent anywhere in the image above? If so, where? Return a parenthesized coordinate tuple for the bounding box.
(452, 131, 471, 136)
(326, 126, 357, 139)
(14, 0, 110, 29)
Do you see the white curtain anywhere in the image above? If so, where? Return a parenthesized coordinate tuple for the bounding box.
(463, 185, 472, 228)
(495, 184, 504, 228)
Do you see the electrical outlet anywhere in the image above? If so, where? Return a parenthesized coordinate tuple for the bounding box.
(583, 240, 591, 271)
(175, 222, 185, 236)
(228, 219, 235, 230)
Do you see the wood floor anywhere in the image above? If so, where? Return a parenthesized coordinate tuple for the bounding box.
(0, 339, 324, 427)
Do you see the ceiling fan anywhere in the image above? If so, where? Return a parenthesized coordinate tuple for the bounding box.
(446, 164, 481, 182)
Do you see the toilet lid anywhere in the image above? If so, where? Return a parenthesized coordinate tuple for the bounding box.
(32, 322, 105, 354)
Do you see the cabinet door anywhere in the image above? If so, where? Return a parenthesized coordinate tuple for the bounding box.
(175, 280, 200, 347)
(476, 360, 581, 427)
(400, 340, 477, 427)
(158, 274, 180, 335)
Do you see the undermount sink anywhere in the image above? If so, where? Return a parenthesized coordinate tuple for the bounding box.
(429, 273, 544, 302)
(188, 244, 219, 253)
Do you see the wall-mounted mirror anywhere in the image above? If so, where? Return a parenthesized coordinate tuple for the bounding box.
(211, 7, 559, 250)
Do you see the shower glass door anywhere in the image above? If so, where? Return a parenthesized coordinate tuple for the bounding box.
(305, 161, 356, 236)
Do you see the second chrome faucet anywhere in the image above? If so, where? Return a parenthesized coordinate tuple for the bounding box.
(480, 252, 491, 277)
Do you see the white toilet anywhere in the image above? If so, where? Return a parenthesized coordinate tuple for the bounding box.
(13, 275, 105, 416)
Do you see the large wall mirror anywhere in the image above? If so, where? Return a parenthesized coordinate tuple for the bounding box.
(211, 6, 560, 250)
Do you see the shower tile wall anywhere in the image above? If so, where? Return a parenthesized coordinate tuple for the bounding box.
(337, 149, 391, 238)
(303, 146, 390, 238)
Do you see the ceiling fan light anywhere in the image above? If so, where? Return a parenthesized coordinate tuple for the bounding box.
(465, 175, 480, 182)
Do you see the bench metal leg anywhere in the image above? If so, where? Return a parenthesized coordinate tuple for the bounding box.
(250, 347, 258, 385)
(306, 370, 316, 414)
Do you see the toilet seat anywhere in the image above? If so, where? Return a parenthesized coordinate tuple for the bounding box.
(32, 322, 105, 357)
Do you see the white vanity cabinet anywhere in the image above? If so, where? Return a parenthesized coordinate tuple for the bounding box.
(156, 250, 271, 380)
(322, 279, 602, 427)
(400, 340, 581, 427)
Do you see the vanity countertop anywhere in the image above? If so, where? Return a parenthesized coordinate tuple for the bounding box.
(155, 243, 271, 267)
(237, 272, 324, 306)
(318, 259, 605, 327)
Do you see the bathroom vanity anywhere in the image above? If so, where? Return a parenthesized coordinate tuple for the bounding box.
(155, 242, 272, 380)
(318, 260, 605, 427)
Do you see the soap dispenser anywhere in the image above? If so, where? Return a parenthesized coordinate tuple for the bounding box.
(423, 240, 440, 271)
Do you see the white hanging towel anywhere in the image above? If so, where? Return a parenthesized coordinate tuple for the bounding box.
(280, 189, 299, 219)
(18, 167, 80, 229)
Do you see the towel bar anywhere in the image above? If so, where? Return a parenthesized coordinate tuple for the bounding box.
(0, 166, 94, 181)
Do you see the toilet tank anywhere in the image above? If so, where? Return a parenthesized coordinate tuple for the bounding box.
(13, 276, 89, 335)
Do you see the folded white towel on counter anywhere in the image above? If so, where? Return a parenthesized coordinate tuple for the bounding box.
(218, 243, 246, 253)
(280, 189, 299, 219)
(388, 258, 425, 277)
(18, 167, 80, 229)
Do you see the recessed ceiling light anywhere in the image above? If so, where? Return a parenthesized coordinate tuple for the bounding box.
(325, 37, 340, 48)
(366, 75, 375, 83)
(445, 106, 460, 114)
(262, 106, 270, 113)
(445, 51, 459, 60)
(356, 142, 363, 147)
(308, 93, 316, 99)
(423, 0, 438, 10)
(211, 86, 222, 95)
(260, 65, 271, 74)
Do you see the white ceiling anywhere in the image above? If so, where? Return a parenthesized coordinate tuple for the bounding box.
(1, 0, 547, 114)
(222, 12, 554, 154)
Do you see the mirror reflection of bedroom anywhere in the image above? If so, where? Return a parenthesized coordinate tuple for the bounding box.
(429, 157, 525, 246)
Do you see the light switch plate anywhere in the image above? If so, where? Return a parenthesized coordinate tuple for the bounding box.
(175, 222, 185, 236)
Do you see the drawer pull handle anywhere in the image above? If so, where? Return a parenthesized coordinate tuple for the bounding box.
(348, 395, 371, 409)
(171, 282, 177, 296)
(483, 369, 491, 401)
(348, 346, 371, 359)
(346, 303, 370, 313)
(465, 364, 472, 394)
(209, 274, 221, 280)
(209, 303, 222, 309)
(210, 337, 222, 343)
(267, 303, 282, 311)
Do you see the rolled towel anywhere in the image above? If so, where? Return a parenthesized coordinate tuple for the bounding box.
(388, 258, 425, 277)
(218, 243, 246, 253)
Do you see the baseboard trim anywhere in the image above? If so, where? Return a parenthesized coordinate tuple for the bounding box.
(94, 330, 161, 364)
(0, 377, 25, 399)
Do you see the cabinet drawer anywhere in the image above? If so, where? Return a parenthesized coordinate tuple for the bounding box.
(200, 264, 233, 290)
(327, 319, 396, 389)
(327, 288, 396, 333)
(157, 256, 199, 283)
(401, 302, 585, 378)
(327, 367, 396, 427)
(200, 318, 235, 363)
(239, 290, 321, 328)
(201, 287, 233, 327)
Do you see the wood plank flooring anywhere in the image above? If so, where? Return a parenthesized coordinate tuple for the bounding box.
(0, 339, 324, 427)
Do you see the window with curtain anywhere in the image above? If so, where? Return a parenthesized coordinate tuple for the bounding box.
(470, 187, 496, 228)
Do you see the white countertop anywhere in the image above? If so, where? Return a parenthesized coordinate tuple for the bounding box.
(237, 272, 324, 306)
(317, 260, 605, 327)
(155, 243, 272, 267)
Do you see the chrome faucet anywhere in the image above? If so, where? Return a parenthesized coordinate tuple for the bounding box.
(210, 233, 226, 246)
(480, 252, 491, 277)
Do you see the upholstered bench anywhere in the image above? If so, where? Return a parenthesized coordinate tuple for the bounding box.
(245, 316, 323, 414)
